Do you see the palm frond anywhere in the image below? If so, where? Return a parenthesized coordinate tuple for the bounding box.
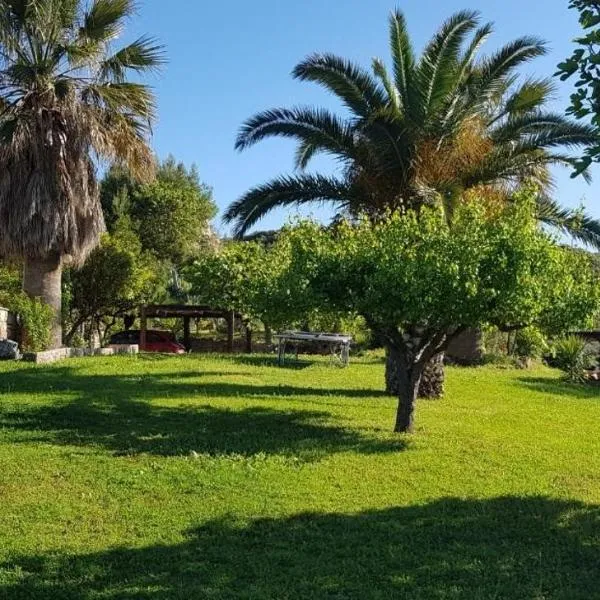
(388, 9, 415, 113)
(491, 113, 597, 147)
(235, 106, 356, 168)
(372, 57, 400, 113)
(79, 0, 135, 43)
(99, 35, 165, 82)
(223, 174, 352, 238)
(502, 78, 555, 118)
(416, 10, 480, 118)
(293, 53, 386, 117)
(474, 37, 547, 101)
(537, 195, 600, 249)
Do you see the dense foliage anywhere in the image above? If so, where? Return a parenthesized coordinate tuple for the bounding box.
(551, 335, 595, 382)
(272, 196, 599, 432)
(558, 0, 600, 175)
(102, 157, 217, 264)
(0, 262, 53, 351)
(65, 219, 166, 345)
(186, 242, 271, 323)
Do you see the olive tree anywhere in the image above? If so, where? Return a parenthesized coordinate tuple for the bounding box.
(275, 197, 599, 433)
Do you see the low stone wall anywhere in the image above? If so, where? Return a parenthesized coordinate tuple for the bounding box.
(23, 344, 139, 365)
(446, 328, 484, 366)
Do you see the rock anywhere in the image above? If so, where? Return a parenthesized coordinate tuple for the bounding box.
(0, 339, 20, 360)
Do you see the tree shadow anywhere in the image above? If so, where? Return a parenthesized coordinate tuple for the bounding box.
(517, 376, 600, 400)
(2, 496, 599, 599)
(0, 366, 398, 458)
(230, 354, 314, 369)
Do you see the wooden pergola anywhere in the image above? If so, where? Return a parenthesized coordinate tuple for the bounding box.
(140, 304, 247, 353)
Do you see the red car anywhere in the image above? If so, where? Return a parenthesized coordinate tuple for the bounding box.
(109, 330, 186, 354)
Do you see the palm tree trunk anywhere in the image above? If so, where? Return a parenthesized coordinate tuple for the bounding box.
(417, 353, 445, 399)
(22, 254, 63, 349)
(386, 348, 445, 399)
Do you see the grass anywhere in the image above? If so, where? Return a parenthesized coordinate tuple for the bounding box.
(0, 353, 599, 599)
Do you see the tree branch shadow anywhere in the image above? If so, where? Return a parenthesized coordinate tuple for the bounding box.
(0, 366, 398, 459)
(2, 496, 599, 599)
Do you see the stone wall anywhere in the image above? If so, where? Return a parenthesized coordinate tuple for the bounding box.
(446, 328, 484, 366)
(23, 345, 139, 365)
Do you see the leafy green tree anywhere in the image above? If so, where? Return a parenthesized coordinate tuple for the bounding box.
(101, 157, 217, 264)
(0, 0, 163, 348)
(557, 0, 600, 175)
(65, 218, 166, 345)
(226, 9, 598, 246)
(186, 242, 268, 321)
(185, 241, 311, 341)
(227, 8, 600, 399)
(274, 197, 599, 433)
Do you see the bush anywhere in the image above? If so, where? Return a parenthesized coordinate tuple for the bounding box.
(514, 327, 549, 359)
(7, 293, 53, 352)
(551, 335, 594, 382)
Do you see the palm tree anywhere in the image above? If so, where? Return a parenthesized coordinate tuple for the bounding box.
(225, 9, 600, 398)
(0, 0, 163, 348)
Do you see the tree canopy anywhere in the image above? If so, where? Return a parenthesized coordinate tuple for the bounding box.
(270, 193, 599, 432)
(101, 157, 217, 264)
(557, 0, 600, 175)
(65, 217, 166, 344)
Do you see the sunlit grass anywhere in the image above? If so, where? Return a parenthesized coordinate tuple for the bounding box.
(0, 354, 599, 598)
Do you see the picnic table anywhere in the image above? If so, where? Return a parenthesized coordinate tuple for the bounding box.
(273, 331, 352, 367)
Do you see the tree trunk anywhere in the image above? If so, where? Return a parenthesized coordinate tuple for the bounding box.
(389, 344, 423, 434)
(386, 348, 445, 399)
(22, 254, 63, 349)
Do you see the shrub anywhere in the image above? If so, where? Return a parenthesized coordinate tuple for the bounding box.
(8, 293, 53, 352)
(514, 327, 549, 359)
(551, 335, 594, 382)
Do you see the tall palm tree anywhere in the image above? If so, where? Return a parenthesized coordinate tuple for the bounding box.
(0, 0, 163, 348)
(225, 9, 600, 398)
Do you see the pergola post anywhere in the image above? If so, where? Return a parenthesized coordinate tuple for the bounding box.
(183, 316, 191, 352)
(227, 312, 235, 353)
(140, 306, 147, 352)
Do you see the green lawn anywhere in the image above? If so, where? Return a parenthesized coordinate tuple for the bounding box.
(0, 354, 599, 599)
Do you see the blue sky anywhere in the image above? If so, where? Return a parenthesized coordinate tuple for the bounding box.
(128, 0, 598, 236)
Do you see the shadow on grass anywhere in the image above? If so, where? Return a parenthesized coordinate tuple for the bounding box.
(0, 366, 396, 458)
(2, 496, 599, 599)
(229, 353, 304, 368)
(517, 376, 600, 400)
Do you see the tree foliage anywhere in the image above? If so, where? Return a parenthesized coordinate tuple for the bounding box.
(0, 0, 164, 264)
(102, 157, 217, 264)
(0, 261, 52, 351)
(271, 193, 599, 433)
(66, 218, 166, 344)
(557, 0, 600, 175)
